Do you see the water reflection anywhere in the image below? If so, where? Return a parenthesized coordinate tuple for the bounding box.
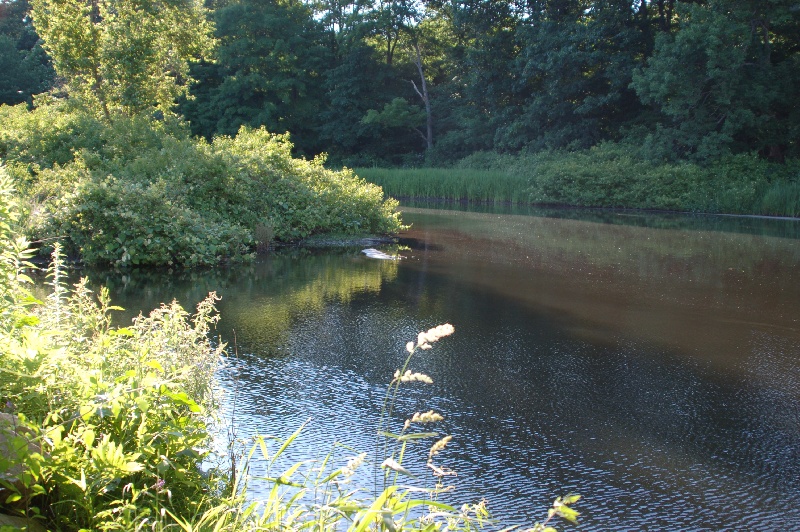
(84, 208, 800, 529)
(403, 201, 800, 240)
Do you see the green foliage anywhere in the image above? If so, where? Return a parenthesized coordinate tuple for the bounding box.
(0, 0, 55, 105)
(0, 171, 224, 530)
(516, 144, 799, 215)
(631, 0, 800, 161)
(358, 144, 800, 217)
(363, 97, 425, 131)
(0, 99, 404, 267)
(0, 35, 54, 106)
(319, 42, 417, 167)
(30, 0, 215, 118)
(181, 0, 332, 155)
(500, 1, 646, 152)
(174, 0, 800, 166)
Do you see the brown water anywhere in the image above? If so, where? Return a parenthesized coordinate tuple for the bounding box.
(91, 206, 800, 530)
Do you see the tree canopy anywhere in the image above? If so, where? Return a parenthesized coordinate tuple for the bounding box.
(29, 0, 214, 118)
(2, 0, 798, 163)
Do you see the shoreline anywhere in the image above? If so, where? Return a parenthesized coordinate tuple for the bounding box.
(392, 196, 800, 222)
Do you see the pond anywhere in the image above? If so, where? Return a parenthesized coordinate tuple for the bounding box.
(86, 206, 800, 530)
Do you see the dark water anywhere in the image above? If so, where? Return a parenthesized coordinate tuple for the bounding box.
(84, 207, 800, 530)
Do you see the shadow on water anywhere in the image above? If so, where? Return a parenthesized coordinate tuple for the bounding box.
(53, 206, 800, 530)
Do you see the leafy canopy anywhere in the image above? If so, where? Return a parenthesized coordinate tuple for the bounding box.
(30, 0, 215, 118)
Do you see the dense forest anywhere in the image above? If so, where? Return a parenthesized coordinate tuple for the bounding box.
(2, 0, 798, 167)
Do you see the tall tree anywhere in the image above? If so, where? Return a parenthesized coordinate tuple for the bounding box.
(30, 0, 215, 119)
(320, 41, 406, 164)
(365, 0, 418, 65)
(0, 0, 54, 104)
(431, 0, 520, 157)
(631, 0, 800, 160)
(182, 0, 330, 154)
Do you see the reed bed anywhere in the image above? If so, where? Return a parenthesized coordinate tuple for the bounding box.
(355, 167, 531, 204)
(760, 180, 800, 218)
(356, 147, 800, 218)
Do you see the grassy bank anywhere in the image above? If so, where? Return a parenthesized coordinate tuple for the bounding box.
(357, 145, 800, 217)
(0, 98, 404, 268)
(355, 167, 531, 204)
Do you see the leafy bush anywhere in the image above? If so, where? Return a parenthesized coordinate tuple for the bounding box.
(509, 144, 798, 215)
(0, 98, 404, 267)
(0, 170, 224, 529)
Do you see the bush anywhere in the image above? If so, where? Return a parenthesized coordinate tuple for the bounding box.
(0, 98, 404, 267)
(510, 144, 799, 215)
(0, 169, 225, 529)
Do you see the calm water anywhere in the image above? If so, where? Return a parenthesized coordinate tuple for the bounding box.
(87, 207, 800, 530)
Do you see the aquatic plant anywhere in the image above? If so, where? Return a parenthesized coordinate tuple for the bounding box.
(357, 166, 529, 204)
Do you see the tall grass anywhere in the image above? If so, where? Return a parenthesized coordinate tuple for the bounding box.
(760, 181, 800, 218)
(355, 167, 531, 203)
(357, 146, 800, 218)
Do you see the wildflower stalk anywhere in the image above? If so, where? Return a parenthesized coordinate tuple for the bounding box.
(374, 324, 454, 494)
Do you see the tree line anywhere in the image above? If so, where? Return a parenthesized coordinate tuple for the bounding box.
(2, 0, 799, 166)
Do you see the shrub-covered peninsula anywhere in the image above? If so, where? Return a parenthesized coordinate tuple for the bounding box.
(0, 99, 404, 267)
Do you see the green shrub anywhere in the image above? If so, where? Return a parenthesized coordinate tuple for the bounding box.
(513, 144, 798, 215)
(0, 99, 404, 267)
(0, 170, 224, 529)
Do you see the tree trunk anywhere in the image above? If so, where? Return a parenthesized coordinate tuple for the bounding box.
(410, 40, 432, 151)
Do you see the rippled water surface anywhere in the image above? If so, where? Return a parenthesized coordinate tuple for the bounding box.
(93, 207, 800, 530)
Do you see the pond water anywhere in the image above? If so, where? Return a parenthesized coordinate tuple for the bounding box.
(87, 206, 800, 530)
